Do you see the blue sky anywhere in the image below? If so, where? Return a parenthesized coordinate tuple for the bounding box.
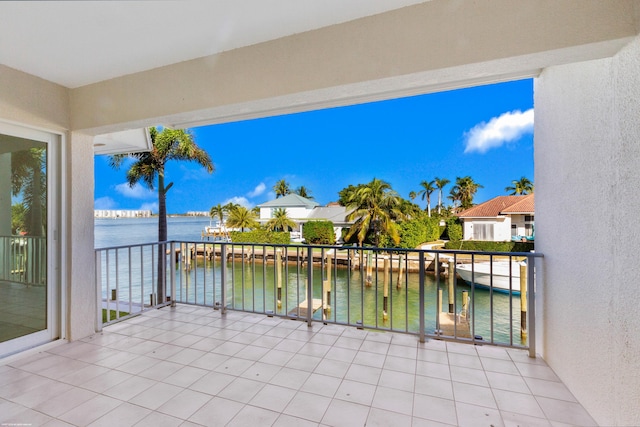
(94, 79, 534, 213)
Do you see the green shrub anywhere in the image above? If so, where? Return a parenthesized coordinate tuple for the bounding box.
(378, 216, 442, 249)
(444, 217, 463, 241)
(423, 217, 441, 242)
(303, 221, 335, 245)
(230, 230, 290, 244)
(402, 220, 427, 248)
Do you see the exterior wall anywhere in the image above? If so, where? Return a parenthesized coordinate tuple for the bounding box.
(0, 65, 69, 132)
(0, 65, 99, 345)
(535, 35, 640, 426)
(511, 214, 524, 237)
(510, 214, 534, 238)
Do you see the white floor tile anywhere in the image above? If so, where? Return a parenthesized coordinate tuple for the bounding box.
(1, 305, 596, 427)
(227, 404, 279, 426)
(321, 398, 370, 427)
(283, 391, 332, 422)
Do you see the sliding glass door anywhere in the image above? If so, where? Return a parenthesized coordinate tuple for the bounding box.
(0, 123, 59, 357)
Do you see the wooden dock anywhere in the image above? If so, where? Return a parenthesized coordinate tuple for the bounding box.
(437, 312, 472, 339)
(175, 244, 446, 272)
(287, 298, 323, 318)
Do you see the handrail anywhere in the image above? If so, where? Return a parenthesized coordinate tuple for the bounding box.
(95, 240, 542, 352)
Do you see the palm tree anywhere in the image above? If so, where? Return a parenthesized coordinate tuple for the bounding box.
(338, 184, 363, 206)
(433, 177, 450, 215)
(294, 186, 313, 199)
(224, 202, 239, 213)
(209, 203, 227, 225)
(417, 180, 436, 217)
(449, 176, 483, 210)
(345, 178, 405, 246)
(273, 179, 291, 198)
(505, 176, 534, 195)
(226, 205, 259, 232)
(409, 191, 417, 201)
(11, 148, 46, 236)
(110, 127, 214, 302)
(266, 208, 297, 232)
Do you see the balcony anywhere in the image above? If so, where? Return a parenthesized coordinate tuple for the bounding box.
(0, 241, 595, 425)
(1, 304, 595, 426)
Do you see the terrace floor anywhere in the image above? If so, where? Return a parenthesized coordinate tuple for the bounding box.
(0, 304, 596, 426)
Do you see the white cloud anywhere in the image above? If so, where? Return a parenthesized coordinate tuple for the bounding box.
(114, 183, 155, 199)
(223, 196, 253, 209)
(94, 196, 116, 210)
(464, 108, 534, 154)
(139, 202, 158, 213)
(247, 182, 266, 198)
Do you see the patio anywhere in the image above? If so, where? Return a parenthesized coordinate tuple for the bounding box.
(0, 304, 595, 427)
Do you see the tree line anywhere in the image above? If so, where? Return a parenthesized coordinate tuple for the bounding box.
(108, 127, 533, 248)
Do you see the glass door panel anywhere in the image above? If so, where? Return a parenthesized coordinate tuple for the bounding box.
(0, 131, 49, 348)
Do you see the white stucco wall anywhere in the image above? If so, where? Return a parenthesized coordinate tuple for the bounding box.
(67, 132, 96, 340)
(260, 206, 312, 220)
(0, 66, 97, 345)
(535, 35, 640, 426)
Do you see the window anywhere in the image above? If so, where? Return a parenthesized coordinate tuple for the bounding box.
(473, 223, 494, 240)
(525, 215, 535, 237)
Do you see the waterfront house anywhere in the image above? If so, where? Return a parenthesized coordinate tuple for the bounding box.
(458, 195, 534, 242)
(258, 194, 320, 223)
(1, 2, 639, 425)
(258, 195, 353, 242)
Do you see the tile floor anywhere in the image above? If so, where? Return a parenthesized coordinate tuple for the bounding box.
(0, 281, 46, 342)
(0, 304, 597, 426)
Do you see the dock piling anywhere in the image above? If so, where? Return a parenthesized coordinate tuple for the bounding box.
(323, 250, 333, 316)
(383, 256, 390, 321)
(448, 260, 455, 313)
(276, 248, 282, 309)
(397, 253, 404, 289)
(366, 251, 373, 286)
(520, 263, 527, 338)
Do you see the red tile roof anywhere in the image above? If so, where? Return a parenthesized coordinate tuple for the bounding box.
(458, 194, 534, 217)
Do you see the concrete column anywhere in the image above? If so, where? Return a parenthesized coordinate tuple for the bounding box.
(66, 132, 96, 341)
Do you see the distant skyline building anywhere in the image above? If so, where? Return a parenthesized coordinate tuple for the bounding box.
(94, 209, 152, 218)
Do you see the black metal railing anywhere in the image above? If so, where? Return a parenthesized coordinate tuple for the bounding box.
(96, 240, 541, 355)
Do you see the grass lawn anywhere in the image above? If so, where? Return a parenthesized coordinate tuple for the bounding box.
(102, 309, 129, 323)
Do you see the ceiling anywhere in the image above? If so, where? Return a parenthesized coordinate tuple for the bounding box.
(0, 0, 429, 89)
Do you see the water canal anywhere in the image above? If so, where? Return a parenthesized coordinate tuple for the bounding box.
(96, 217, 527, 347)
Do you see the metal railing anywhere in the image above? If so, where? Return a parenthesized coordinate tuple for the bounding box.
(96, 240, 542, 355)
(0, 235, 46, 286)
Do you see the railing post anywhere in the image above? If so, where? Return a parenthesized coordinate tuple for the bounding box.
(306, 245, 313, 327)
(527, 255, 536, 358)
(95, 250, 102, 332)
(419, 251, 425, 343)
(221, 244, 227, 314)
(170, 241, 176, 307)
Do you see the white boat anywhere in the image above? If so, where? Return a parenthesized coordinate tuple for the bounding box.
(455, 261, 524, 293)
